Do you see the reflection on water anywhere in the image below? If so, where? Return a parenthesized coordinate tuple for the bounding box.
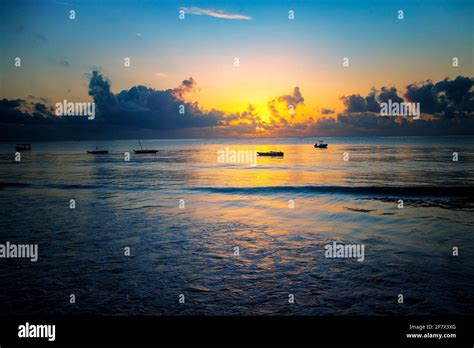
(0, 136, 473, 315)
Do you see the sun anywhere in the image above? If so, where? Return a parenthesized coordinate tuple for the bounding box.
(251, 103, 272, 123)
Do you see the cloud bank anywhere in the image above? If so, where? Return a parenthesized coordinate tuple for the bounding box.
(341, 76, 473, 117)
(0, 72, 473, 141)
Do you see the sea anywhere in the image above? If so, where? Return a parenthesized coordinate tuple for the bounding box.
(0, 136, 473, 315)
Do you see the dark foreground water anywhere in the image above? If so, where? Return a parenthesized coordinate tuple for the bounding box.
(0, 136, 473, 316)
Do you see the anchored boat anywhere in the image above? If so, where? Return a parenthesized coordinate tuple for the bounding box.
(16, 144, 31, 151)
(87, 146, 108, 154)
(314, 140, 328, 148)
(133, 140, 158, 154)
(257, 151, 284, 157)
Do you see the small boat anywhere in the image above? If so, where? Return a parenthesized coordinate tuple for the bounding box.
(87, 146, 108, 154)
(16, 143, 31, 151)
(87, 150, 108, 154)
(257, 151, 284, 157)
(134, 149, 158, 154)
(314, 140, 328, 149)
(133, 140, 158, 154)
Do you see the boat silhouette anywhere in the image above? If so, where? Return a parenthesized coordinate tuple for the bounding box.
(133, 140, 158, 154)
(87, 146, 108, 154)
(16, 144, 31, 151)
(257, 151, 284, 157)
(314, 140, 328, 148)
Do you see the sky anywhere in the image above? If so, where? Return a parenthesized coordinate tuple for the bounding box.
(0, 0, 473, 139)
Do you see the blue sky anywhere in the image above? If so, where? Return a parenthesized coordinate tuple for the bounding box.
(0, 0, 473, 139)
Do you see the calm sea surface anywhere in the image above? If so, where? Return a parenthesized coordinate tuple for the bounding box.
(1, 136, 473, 315)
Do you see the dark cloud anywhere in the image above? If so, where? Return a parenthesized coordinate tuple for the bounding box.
(1, 73, 473, 140)
(170, 77, 197, 99)
(0, 71, 224, 140)
(87, 71, 221, 130)
(0, 98, 52, 125)
(268, 86, 305, 118)
(321, 108, 335, 115)
(435, 76, 473, 107)
(306, 112, 474, 137)
(378, 86, 404, 104)
(278, 86, 304, 107)
(340, 76, 473, 118)
(34, 103, 48, 114)
(87, 71, 116, 110)
(365, 89, 380, 112)
(404, 80, 442, 114)
(341, 88, 380, 113)
(340, 94, 366, 113)
(403, 76, 473, 116)
(1, 98, 24, 109)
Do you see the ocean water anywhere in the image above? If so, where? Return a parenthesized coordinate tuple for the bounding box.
(0, 136, 473, 316)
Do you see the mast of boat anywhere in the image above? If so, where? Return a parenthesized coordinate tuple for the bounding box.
(138, 140, 143, 150)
